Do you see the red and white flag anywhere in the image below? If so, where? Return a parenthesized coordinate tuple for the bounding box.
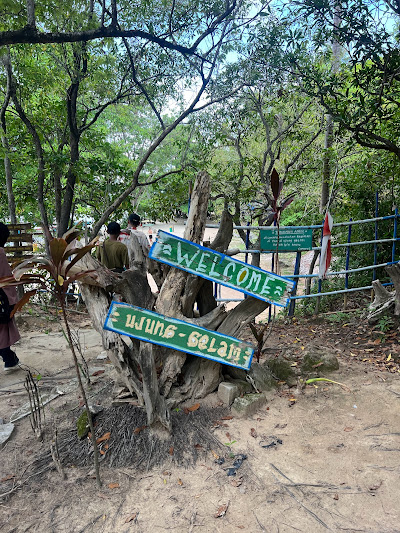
(319, 211, 333, 279)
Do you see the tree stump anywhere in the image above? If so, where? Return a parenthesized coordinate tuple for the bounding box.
(78, 171, 268, 434)
(366, 264, 400, 323)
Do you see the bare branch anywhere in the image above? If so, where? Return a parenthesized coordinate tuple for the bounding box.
(138, 169, 183, 187)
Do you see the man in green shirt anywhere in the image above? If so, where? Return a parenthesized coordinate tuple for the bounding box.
(97, 222, 129, 272)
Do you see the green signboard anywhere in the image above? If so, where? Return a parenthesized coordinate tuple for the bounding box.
(260, 227, 313, 252)
(149, 231, 294, 307)
(104, 302, 255, 370)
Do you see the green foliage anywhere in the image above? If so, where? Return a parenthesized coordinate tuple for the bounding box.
(324, 312, 351, 323)
(377, 316, 394, 333)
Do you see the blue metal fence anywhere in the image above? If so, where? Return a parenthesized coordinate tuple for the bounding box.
(206, 210, 400, 316)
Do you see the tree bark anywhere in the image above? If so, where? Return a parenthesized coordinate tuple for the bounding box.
(320, 114, 333, 213)
(78, 171, 268, 431)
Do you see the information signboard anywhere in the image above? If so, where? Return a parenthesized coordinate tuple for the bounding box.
(104, 302, 255, 370)
(260, 227, 313, 252)
(149, 231, 294, 307)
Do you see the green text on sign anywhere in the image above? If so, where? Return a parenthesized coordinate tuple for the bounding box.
(104, 302, 255, 370)
(149, 231, 294, 307)
(260, 227, 313, 252)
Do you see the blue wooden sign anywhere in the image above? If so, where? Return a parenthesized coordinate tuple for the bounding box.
(149, 230, 294, 307)
(104, 302, 255, 370)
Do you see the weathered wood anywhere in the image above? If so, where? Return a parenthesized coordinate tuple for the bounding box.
(139, 343, 171, 435)
(155, 172, 213, 394)
(7, 223, 31, 230)
(156, 171, 211, 320)
(218, 297, 270, 338)
(181, 210, 233, 317)
(78, 250, 171, 431)
(6, 233, 33, 242)
(385, 264, 400, 315)
(370, 280, 393, 309)
(367, 274, 397, 323)
(76, 171, 269, 430)
(79, 281, 144, 402)
(5, 244, 33, 253)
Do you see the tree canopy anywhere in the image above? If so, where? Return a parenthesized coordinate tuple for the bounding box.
(1, 0, 400, 235)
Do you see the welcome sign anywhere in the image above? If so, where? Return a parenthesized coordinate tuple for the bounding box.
(104, 302, 255, 370)
(149, 231, 294, 307)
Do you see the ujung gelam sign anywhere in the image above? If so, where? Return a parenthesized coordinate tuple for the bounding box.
(149, 231, 294, 307)
(104, 302, 255, 370)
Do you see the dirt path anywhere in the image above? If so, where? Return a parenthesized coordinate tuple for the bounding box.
(1, 314, 400, 532)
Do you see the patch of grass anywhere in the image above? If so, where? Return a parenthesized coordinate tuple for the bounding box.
(325, 312, 352, 323)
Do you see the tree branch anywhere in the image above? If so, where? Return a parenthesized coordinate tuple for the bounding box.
(26, 0, 36, 28)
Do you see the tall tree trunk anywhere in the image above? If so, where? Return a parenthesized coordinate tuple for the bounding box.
(320, 114, 333, 213)
(1, 51, 17, 223)
(2, 51, 49, 230)
(320, 6, 341, 213)
(59, 79, 80, 236)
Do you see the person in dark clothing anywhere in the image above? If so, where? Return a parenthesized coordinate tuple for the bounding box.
(96, 222, 129, 272)
(0, 222, 21, 372)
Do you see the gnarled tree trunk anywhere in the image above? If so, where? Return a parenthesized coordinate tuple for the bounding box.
(79, 171, 267, 434)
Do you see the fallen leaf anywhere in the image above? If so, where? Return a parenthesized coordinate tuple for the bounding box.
(211, 450, 219, 459)
(194, 443, 203, 449)
(312, 362, 324, 368)
(177, 478, 183, 486)
(162, 470, 171, 476)
(125, 513, 137, 523)
(100, 450, 106, 455)
(387, 354, 392, 361)
(96, 432, 111, 444)
(108, 483, 120, 489)
(0, 474, 15, 482)
(214, 502, 229, 518)
(133, 425, 147, 435)
(373, 339, 381, 345)
(250, 428, 257, 438)
(92, 370, 105, 376)
(237, 526, 245, 529)
(226, 432, 231, 440)
(104, 444, 109, 450)
(333, 493, 339, 500)
(231, 477, 242, 487)
(221, 415, 233, 420)
(169, 446, 174, 455)
(344, 427, 353, 432)
(184, 403, 200, 414)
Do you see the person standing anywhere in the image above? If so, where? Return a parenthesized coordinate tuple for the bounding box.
(126, 213, 151, 255)
(0, 222, 21, 372)
(96, 222, 129, 272)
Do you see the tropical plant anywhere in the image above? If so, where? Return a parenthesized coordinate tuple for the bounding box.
(0, 227, 101, 486)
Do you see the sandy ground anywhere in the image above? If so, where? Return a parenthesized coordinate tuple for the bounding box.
(1, 310, 400, 533)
